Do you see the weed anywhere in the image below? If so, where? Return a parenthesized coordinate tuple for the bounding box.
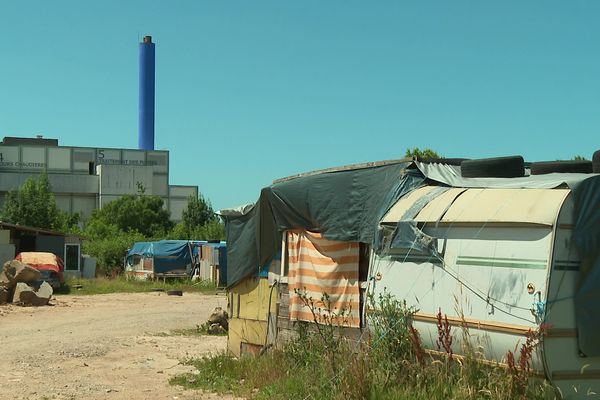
(436, 308, 453, 360)
(172, 291, 552, 400)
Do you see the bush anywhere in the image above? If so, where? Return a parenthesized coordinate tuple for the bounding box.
(172, 291, 553, 400)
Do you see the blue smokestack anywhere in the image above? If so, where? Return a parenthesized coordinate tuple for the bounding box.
(138, 35, 155, 150)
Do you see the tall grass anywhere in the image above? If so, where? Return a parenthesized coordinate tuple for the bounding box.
(56, 276, 218, 295)
(171, 290, 555, 400)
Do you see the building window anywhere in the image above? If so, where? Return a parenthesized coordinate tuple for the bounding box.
(65, 244, 80, 271)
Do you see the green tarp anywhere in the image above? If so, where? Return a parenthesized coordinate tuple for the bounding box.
(222, 161, 600, 356)
(220, 161, 424, 289)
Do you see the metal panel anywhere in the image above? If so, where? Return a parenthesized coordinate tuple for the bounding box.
(441, 188, 570, 225)
(47, 147, 71, 170)
(381, 186, 437, 223)
(415, 188, 466, 222)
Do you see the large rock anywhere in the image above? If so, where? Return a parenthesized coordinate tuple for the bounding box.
(207, 307, 229, 331)
(13, 282, 52, 306)
(0, 260, 40, 289)
(13, 282, 34, 303)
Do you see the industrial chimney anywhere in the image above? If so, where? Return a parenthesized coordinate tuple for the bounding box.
(138, 35, 155, 150)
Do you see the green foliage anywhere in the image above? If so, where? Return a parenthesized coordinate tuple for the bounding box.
(573, 155, 588, 160)
(89, 194, 173, 237)
(82, 223, 144, 277)
(182, 194, 216, 230)
(0, 170, 76, 231)
(405, 147, 442, 159)
(173, 292, 552, 400)
(58, 276, 216, 295)
(168, 220, 225, 240)
(169, 195, 225, 240)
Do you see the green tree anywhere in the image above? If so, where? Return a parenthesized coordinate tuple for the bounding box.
(82, 220, 145, 277)
(182, 194, 216, 233)
(405, 147, 442, 160)
(169, 194, 225, 241)
(573, 155, 588, 161)
(0, 170, 71, 231)
(89, 194, 173, 238)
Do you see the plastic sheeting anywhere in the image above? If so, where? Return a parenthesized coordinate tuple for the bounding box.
(223, 160, 600, 356)
(220, 162, 424, 288)
(571, 176, 600, 356)
(127, 240, 193, 274)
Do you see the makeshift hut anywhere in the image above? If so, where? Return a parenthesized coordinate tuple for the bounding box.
(126, 240, 195, 279)
(221, 156, 600, 398)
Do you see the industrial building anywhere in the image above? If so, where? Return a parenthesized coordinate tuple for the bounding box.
(0, 136, 198, 220)
(0, 36, 198, 221)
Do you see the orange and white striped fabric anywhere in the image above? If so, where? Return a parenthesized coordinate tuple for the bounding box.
(287, 230, 360, 328)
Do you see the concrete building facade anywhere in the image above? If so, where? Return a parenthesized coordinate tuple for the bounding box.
(0, 137, 197, 221)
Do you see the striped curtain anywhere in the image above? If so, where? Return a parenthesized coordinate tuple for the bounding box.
(287, 230, 360, 328)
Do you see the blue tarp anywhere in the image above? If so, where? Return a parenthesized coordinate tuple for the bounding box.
(127, 240, 194, 274)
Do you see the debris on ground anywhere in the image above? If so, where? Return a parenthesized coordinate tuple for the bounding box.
(0, 260, 54, 307)
(206, 307, 228, 334)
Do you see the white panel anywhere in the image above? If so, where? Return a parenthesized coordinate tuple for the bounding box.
(97, 149, 121, 165)
(98, 165, 153, 196)
(0, 146, 19, 169)
(72, 196, 96, 218)
(48, 147, 71, 170)
(381, 187, 437, 223)
(169, 198, 188, 221)
(169, 185, 197, 198)
(383, 186, 570, 226)
(55, 195, 71, 213)
(146, 151, 168, 173)
(73, 148, 95, 172)
(152, 174, 168, 196)
(441, 188, 569, 225)
(21, 147, 46, 169)
(122, 150, 145, 166)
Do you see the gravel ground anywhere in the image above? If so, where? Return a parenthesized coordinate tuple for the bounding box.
(0, 291, 240, 400)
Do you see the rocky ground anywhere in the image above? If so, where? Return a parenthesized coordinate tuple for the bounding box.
(0, 291, 240, 400)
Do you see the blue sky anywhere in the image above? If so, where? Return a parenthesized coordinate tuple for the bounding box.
(1, 1, 599, 210)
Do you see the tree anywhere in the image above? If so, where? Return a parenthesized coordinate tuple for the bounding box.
(89, 194, 173, 237)
(168, 195, 225, 240)
(181, 194, 216, 233)
(573, 155, 588, 161)
(405, 147, 442, 160)
(1, 170, 65, 230)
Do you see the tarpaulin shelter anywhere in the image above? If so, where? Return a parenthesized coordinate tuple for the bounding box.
(221, 159, 600, 364)
(126, 240, 195, 276)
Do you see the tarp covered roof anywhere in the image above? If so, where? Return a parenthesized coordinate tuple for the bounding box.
(222, 160, 600, 355)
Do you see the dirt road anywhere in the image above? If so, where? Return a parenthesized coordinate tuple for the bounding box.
(0, 292, 236, 400)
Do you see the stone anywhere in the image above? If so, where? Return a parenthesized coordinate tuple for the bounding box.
(36, 281, 53, 303)
(13, 282, 35, 304)
(0, 260, 40, 289)
(13, 281, 52, 306)
(13, 262, 41, 284)
(207, 307, 229, 330)
(207, 323, 227, 335)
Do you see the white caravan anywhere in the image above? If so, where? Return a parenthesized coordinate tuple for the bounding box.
(369, 184, 595, 398)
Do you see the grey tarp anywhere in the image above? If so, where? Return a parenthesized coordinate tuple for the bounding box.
(224, 160, 600, 356)
(220, 162, 425, 289)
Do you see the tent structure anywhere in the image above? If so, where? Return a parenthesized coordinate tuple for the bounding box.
(125, 240, 228, 285)
(221, 159, 600, 396)
(126, 240, 194, 279)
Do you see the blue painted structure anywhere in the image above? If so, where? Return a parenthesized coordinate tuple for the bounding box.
(138, 35, 155, 151)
